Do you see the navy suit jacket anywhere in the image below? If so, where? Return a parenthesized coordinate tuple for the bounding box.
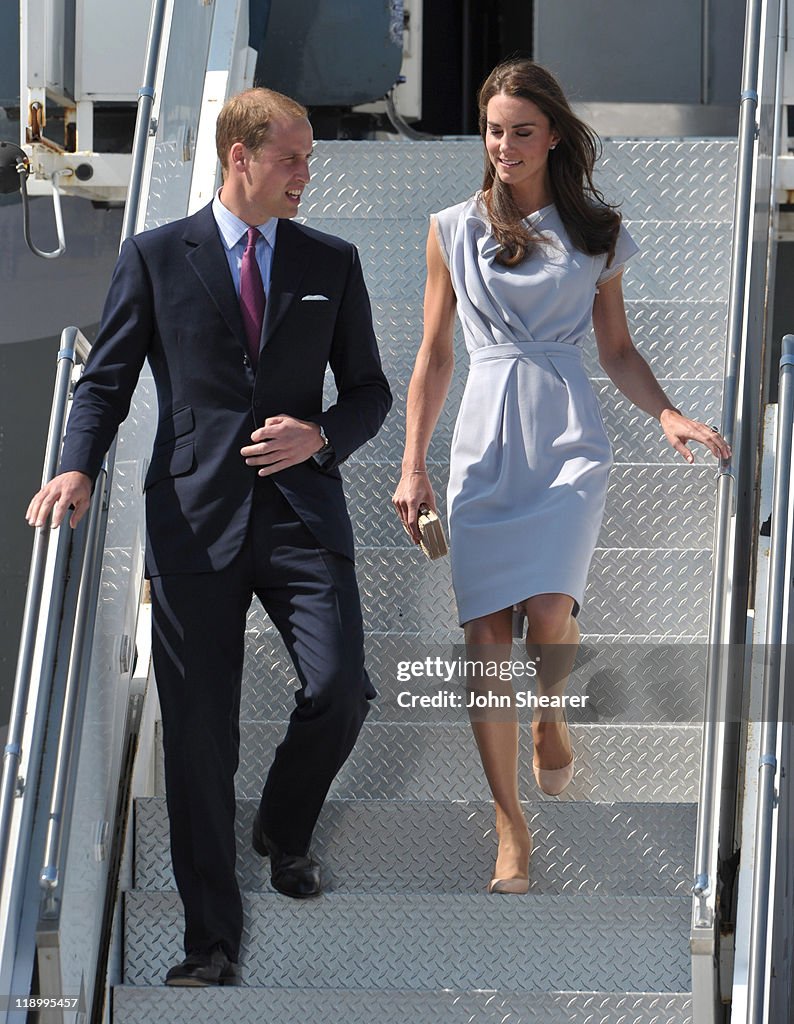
(59, 203, 392, 575)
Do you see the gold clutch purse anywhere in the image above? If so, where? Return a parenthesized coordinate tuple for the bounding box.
(417, 507, 448, 560)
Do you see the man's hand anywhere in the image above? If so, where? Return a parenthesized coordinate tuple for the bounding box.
(26, 471, 92, 529)
(241, 415, 325, 476)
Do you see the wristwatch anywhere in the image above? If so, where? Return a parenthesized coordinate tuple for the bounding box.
(312, 427, 335, 468)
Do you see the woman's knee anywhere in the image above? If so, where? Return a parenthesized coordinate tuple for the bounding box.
(523, 594, 574, 645)
(464, 609, 513, 647)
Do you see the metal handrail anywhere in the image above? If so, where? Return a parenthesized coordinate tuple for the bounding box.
(1, 0, 167, 980)
(0, 328, 92, 906)
(745, 335, 794, 1023)
(691, 0, 765, 914)
(31, 0, 169, 904)
(122, 0, 168, 241)
(39, 460, 108, 904)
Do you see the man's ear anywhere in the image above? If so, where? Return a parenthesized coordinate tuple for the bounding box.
(229, 142, 246, 173)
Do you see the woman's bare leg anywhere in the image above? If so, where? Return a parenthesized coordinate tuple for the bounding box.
(464, 610, 531, 884)
(522, 594, 578, 775)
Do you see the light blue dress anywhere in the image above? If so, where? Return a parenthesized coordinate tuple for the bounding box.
(432, 195, 639, 625)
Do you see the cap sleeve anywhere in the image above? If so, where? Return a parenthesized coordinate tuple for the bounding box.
(429, 213, 449, 268)
(597, 221, 640, 285)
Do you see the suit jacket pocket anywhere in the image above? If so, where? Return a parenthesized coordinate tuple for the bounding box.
(153, 405, 194, 448)
(144, 438, 195, 490)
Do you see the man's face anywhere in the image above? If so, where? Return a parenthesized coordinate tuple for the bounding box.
(239, 117, 313, 221)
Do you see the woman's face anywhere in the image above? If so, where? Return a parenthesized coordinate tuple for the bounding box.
(484, 93, 559, 195)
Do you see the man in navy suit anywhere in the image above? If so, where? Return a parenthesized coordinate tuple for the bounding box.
(27, 88, 391, 986)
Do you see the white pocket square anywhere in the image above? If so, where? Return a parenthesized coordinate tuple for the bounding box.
(301, 294, 329, 301)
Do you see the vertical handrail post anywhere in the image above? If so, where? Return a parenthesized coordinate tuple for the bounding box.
(745, 335, 794, 1023)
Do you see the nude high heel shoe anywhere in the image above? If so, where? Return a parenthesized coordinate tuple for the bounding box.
(532, 710, 574, 796)
(487, 834, 533, 895)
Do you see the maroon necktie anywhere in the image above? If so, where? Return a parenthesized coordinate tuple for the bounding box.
(240, 226, 265, 369)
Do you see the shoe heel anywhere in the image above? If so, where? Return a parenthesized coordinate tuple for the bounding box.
(487, 877, 530, 895)
(532, 710, 575, 796)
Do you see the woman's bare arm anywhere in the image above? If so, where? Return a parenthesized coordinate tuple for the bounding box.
(592, 273, 730, 463)
(393, 225, 458, 541)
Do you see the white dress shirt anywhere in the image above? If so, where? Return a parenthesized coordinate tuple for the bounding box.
(212, 189, 278, 296)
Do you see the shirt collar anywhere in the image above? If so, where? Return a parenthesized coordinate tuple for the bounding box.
(212, 189, 278, 250)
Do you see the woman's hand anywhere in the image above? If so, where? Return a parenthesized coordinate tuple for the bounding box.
(660, 409, 731, 464)
(393, 470, 437, 544)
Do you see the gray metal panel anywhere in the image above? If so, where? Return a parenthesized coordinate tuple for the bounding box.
(135, 797, 696, 896)
(235, 546, 709, 636)
(341, 462, 715, 550)
(124, 891, 691, 990)
(585, 300, 728, 381)
(256, 1, 403, 106)
(51, 515, 143, 999)
(304, 218, 733, 304)
(348, 379, 725, 465)
(231, 544, 711, 638)
(219, 723, 703, 803)
(535, 0, 702, 104)
(372, 300, 728, 383)
(304, 140, 737, 223)
(141, 0, 215, 228)
(113, 987, 693, 1024)
(233, 632, 708, 726)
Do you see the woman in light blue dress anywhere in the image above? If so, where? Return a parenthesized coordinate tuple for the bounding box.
(393, 60, 729, 893)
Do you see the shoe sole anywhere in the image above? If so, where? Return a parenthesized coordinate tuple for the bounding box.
(165, 975, 242, 987)
(271, 880, 322, 899)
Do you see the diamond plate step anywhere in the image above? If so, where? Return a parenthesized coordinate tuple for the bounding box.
(309, 217, 732, 304)
(352, 375, 724, 467)
(302, 138, 735, 223)
(341, 462, 716, 550)
(153, 722, 701, 802)
(373, 298, 727, 382)
(123, 892, 690, 991)
(234, 545, 712, 637)
(113, 986, 693, 1024)
(237, 628, 708, 725)
(134, 798, 696, 896)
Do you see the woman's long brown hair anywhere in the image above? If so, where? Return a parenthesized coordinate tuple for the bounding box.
(478, 60, 620, 267)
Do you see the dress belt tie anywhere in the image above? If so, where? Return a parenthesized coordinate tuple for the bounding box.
(469, 341, 583, 364)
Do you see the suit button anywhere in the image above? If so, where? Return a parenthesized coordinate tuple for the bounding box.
(243, 355, 250, 368)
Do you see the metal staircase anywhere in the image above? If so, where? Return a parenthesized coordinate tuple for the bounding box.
(111, 135, 736, 1022)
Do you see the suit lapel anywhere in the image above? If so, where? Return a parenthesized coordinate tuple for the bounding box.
(183, 205, 248, 353)
(262, 219, 310, 350)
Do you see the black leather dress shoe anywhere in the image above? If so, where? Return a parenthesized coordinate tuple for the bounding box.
(164, 948, 241, 987)
(251, 811, 322, 898)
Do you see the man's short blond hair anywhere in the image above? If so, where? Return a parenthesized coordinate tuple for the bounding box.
(215, 88, 308, 172)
